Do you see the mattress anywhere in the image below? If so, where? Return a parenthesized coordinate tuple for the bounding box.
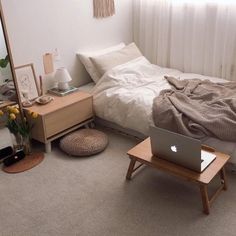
(79, 82, 95, 92)
(91, 56, 236, 164)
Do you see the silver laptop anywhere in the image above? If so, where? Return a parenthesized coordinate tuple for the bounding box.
(150, 126, 216, 173)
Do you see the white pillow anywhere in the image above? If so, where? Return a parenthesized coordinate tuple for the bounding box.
(90, 43, 143, 77)
(78, 43, 125, 83)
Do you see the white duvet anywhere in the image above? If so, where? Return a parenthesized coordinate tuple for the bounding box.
(92, 56, 226, 136)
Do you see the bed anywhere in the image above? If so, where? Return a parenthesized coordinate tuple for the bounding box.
(0, 80, 17, 102)
(78, 43, 236, 165)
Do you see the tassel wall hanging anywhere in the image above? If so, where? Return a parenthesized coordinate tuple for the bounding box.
(93, 0, 115, 18)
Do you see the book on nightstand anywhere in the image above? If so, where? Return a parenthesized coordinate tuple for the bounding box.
(48, 86, 79, 96)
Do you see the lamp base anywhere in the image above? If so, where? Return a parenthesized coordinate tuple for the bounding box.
(58, 82, 69, 91)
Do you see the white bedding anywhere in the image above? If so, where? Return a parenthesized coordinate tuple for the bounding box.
(92, 56, 236, 163)
(79, 82, 95, 92)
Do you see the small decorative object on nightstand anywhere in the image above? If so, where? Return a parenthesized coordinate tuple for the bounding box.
(55, 67, 72, 90)
(24, 91, 94, 153)
(21, 90, 34, 107)
(48, 67, 78, 96)
(14, 63, 40, 103)
(35, 95, 54, 105)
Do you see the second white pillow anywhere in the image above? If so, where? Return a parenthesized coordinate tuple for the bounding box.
(78, 43, 125, 83)
(90, 43, 143, 77)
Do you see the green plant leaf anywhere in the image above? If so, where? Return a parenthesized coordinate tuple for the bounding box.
(0, 55, 9, 68)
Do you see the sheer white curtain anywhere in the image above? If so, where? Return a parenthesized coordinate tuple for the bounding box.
(133, 0, 236, 81)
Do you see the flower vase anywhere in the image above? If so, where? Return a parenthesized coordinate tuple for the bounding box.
(23, 135, 32, 155)
(11, 133, 23, 151)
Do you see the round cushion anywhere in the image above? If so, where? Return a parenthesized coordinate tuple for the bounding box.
(60, 129, 108, 156)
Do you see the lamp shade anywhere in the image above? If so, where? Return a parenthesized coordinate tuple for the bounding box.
(54, 67, 72, 83)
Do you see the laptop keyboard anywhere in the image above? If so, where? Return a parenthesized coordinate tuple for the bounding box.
(201, 150, 216, 171)
(201, 150, 216, 159)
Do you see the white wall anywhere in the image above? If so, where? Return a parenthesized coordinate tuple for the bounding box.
(1, 0, 133, 87)
(0, 22, 7, 58)
(0, 22, 7, 84)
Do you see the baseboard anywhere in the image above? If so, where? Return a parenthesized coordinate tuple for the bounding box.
(94, 117, 146, 141)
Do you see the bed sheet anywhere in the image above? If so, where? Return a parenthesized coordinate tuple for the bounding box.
(79, 82, 95, 92)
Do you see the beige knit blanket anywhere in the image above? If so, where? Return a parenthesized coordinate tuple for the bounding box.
(152, 76, 236, 141)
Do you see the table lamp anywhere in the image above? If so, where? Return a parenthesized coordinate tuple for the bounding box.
(55, 67, 72, 91)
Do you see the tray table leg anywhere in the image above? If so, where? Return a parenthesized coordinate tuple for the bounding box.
(126, 157, 136, 180)
(200, 184, 210, 215)
(220, 167, 228, 190)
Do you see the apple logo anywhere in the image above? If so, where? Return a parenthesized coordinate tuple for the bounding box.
(171, 145, 177, 153)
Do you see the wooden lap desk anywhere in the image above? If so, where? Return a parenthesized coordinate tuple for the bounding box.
(126, 138, 230, 214)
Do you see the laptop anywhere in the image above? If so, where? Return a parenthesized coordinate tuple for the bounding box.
(150, 126, 216, 173)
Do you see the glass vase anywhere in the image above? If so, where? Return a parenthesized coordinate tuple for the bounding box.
(22, 135, 32, 155)
(11, 133, 32, 155)
(11, 132, 23, 151)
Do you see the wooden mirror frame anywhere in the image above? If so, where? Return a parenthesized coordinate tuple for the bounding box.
(0, 0, 23, 117)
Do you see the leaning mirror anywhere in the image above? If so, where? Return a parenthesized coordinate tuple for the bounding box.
(0, 1, 23, 126)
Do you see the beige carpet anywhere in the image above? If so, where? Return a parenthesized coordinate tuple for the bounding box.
(0, 128, 236, 236)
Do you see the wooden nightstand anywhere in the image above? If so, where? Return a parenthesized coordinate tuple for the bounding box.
(24, 91, 93, 153)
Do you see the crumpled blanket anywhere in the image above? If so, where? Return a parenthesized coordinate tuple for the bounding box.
(152, 76, 236, 141)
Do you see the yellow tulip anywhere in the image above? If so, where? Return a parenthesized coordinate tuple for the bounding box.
(9, 113, 16, 120)
(6, 106, 12, 111)
(0, 110, 3, 116)
(31, 112, 38, 119)
(12, 108, 19, 114)
(28, 110, 33, 115)
(10, 107, 16, 113)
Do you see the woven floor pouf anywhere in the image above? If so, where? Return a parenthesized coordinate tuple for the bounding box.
(60, 129, 108, 156)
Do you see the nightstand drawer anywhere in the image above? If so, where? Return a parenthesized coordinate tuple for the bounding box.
(44, 98, 93, 138)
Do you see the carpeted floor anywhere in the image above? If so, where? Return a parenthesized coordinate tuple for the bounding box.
(0, 128, 236, 236)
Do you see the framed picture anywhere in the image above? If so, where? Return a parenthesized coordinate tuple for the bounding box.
(14, 63, 39, 102)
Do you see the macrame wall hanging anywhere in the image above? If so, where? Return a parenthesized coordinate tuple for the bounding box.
(93, 0, 115, 18)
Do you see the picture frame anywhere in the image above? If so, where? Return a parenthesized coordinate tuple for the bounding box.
(14, 63, 39, 102)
